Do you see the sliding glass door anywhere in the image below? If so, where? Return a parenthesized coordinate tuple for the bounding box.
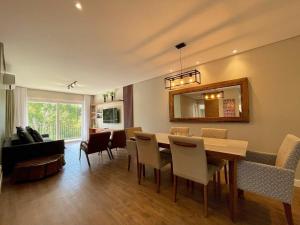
(28, 102, 82, 140)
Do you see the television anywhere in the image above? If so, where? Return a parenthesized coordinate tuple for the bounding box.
(103, 108, 120, 123)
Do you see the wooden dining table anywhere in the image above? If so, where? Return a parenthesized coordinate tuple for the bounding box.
(155, 133, 248, 222)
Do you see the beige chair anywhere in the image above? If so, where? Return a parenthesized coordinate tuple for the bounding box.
(238, 134, 300, 225)
(134, 131, 172, 193)
(170, 127, 190, 136)
(168, 135, 219, 217)
(201, 128, 228, 185)
(126, 139, 140, 181)
(125, 127, 142, 140)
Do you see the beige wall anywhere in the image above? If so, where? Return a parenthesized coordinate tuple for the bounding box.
(133, 36, 300, 179)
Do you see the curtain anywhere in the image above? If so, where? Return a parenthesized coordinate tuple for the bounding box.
(82, 95, 91, 141)
(14, 87, 28, 129)
(5, 90, 14, 137)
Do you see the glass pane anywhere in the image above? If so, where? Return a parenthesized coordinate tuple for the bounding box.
(28, 102, 57, 140)
(58, 103, 82, 140)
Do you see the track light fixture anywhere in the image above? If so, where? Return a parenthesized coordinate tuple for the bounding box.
(67, 81, 78, 89)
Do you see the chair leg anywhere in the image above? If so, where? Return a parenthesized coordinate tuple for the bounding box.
(136, 158, 140, 183)
(142, 164, 145, 177)
(156, 169, 161, 193)
(171, 161, 174, 182)
(238, 189, 245, 199)
(79, 148, 81, 160)
(224, 164, 228, 184)
(173, 175, 178, 202)
(213, 174, 217, 198)
(283, 203, 294, 225)
(217, 171, 221, 198)
(203, 185, 208, 217)
(186, 179, 190, 190)
(154, 168, 157, 183)
(127, 155, 131, 171)
(106, 149, 112, 160)
(109, 148, 114, 159)
(138, 163, 142, 185)
(85, 152, 91, 168)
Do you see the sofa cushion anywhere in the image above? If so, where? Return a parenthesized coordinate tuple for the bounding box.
(16, 127, 35, 144)
(26, 126, 43, 142)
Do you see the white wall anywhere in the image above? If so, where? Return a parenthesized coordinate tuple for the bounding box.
(133, 36, 300, 179)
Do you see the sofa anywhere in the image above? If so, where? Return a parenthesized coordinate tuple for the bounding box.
(2, 132, 65, 175)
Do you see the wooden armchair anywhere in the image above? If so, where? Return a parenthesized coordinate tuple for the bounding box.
(79, 132, 112, 167)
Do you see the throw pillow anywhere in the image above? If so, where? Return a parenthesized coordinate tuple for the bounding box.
(17, 127, 35, 144)
(32, 130, 44, 142)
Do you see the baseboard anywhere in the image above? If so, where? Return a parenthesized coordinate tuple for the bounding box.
(295, 179, 300, 187)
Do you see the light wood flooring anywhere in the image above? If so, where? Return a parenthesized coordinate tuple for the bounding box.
(0, 142, 299, 225)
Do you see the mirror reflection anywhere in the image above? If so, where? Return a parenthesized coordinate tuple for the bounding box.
(173, 85, 242, 118)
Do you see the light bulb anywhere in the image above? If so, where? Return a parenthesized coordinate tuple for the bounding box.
(75, 2, 82, 10)
(180, 80, 184, 85)
(217, 93, 221, 98)
(211, 94, 215, 99)
(205, 95, 209, 100)
(189, 78, 193, 83)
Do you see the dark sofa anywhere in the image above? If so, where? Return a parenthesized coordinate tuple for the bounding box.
(2, 134, 65, 175)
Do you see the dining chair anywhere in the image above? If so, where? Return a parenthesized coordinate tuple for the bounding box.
(237, 134, 300, 225)
(108, 130, 126, 156)
(134, 131, 172, 193)
(168, 135, 219, 217)
(125, 127, 142, 140)
(79, 132, 112, 167)
(201, 128, 228, 186)
(170, 127, 190, 136)
(126, 139, 140, 181)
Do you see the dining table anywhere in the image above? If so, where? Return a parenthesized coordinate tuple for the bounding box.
(155, 133, 248, 222)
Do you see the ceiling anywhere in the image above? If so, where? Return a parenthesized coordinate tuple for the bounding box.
(1, 0, 300, 95)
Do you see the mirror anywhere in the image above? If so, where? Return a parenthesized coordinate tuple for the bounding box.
(169, 78, 249, 122)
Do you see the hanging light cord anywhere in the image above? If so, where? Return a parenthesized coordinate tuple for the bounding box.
(179, 48, 183, 75)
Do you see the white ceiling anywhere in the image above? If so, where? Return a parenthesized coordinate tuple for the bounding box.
(1, 0, 300, 95)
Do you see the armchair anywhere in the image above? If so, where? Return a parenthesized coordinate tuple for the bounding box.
(237, 134, 300, 225)
(79, 132, 112, 167)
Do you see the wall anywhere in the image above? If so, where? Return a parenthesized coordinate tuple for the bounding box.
(94, 88, 124, 130)
(133, 36, 300, 179)
(0, 74, 6, 162)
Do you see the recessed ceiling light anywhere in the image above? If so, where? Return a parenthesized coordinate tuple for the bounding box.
(196, 61, 200, 65)
(232, 49, 238, 54)
(169, 69, 173, 73)
(75, 2, 82, 10)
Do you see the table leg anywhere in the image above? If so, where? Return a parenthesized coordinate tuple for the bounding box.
(229, 159, 238, 222)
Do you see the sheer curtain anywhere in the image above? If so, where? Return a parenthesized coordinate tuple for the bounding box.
(82, 95, 91, 141)
(14, 86, 28, 129)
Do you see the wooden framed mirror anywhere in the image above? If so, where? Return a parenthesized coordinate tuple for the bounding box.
(169, 77, 249, 122)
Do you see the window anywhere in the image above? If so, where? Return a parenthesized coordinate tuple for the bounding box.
(28, 102, 82, 140)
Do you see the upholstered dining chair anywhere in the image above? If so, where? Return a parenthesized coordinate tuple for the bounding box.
(201, 128, 228, 186)
(168, 135, 219, 217)
(125, 127, 142, 140)
(134, 131, 172, 193)
(108, 130, 126, 156)
(79, 132, 112, 167)
(170, 127, 190, 136)
(126, 139, 140, 181)
(237, 134, 300, 225)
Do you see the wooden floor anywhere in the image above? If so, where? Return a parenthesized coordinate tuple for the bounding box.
(0, 142, 299, 225)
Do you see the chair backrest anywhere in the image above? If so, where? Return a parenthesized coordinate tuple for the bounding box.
(201, 128, 228, 139)
(169, 135, 209, 185)
(87, 132, 111, 154)
(134, 132, 160, 168)
(126, 139, 137, 157)
(125, 127, 142, 140)
(170, 127, 190, 136)
(275, 134, 300, 170)
(110, 130, 126, 149)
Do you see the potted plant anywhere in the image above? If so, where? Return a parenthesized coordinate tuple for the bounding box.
(102, 93, 108, 102)
(110, 90, 116, 101)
